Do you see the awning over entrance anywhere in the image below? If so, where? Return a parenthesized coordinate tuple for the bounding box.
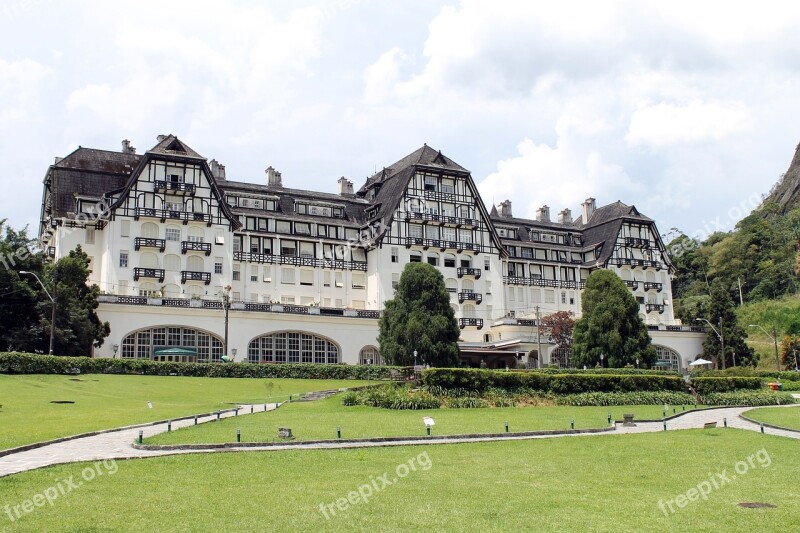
(153, 346, 198, 363)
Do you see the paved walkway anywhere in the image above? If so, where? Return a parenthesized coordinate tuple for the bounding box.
(1, 403, 798, 478)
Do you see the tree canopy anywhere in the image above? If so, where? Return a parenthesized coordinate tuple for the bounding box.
(378, 261, 460, 367)
(701, 278, 756, 368)
(571, 270, 656, 368)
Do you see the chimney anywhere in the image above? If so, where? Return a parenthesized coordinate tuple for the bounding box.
(209, 159, 226, 181)
(266, 166, 282, 187)
(558, 208, 572, 224)
(156, 134, 167, 142)
(536, 205, 550, 222)
(581, 197, 596, 223)
(338, 176, 354, 196)
(121, 139, 136, 154)
(497, 200, 513, 217)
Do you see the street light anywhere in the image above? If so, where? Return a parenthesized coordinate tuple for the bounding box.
(220, 285, 232, 360)
(748, 324, 780, 371)
(20, 271, 55, 355)
(599, 353, 605, 368)
(635, 358, 639, 369)
(112, 343, 119, 359)
(696, 318, 725, 369)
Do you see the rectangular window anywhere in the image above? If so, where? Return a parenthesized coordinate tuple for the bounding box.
(262, 266, 272, 283)
(352, 273, 366, 289)
(427, 255, 438, 266)
(408, 224, 423, 238)
(85, 227, 95, 245)
(282, 267, 295, 284)
(233, 292, 240, 301)
(119, 251, 128, 268)
(444, 256, 455, 268)
(214, 257, 223, 275)
(323, 271, 331, 287)
(441, 178, 455, 194)
(459, 229, 472, 243)
(442, 227, 456, 242)
(410, 254, 422, 263)
(295, 222, 311, 235)
(484, 258, 490, 271)
(299, 269, 313, 286)
(250, 265, 258, 283)
(335, 272, 344, 288)
(120, 220, 130, 238)
(561, 291, 567, 304)
(424, 175, 437, 191)
(531, 289, 541, 303)
(299, 241, 314, 258)
(545, 290, 555, 304)
(280, 240, 296, 256)
(425, 225, 439, 239)
(392, 273, 399, 290)
(281, 295, 296, 305)
(232, 263, 241, 281)
(391, 247, 398, 263)
(166, 228, 180, 241)
(318, 225, 327, 237)
(276, 220, 291, 233)
(486, 281, 492, 294)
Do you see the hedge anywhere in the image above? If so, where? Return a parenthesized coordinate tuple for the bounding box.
(422, 368, 684, 394)
(0, 352, 412, 381)
(691, 368, 800, 382)
(552, 391, 696, 407)
(701, 391, 796, 406)
(690, 377, 764, 395)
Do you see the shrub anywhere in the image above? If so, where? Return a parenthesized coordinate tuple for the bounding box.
(552, 391, 695, 407)
(341, 385, 442, 410)
(443, 397, 489, 409)
(0, 352, 412, 381)
(701, 391, 796, 406)
(690, 377, 763, 394)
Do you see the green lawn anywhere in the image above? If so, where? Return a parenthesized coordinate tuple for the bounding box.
(0, 374, 366, 450)
(147, 394, 700, 444)
(1, 430, 797, 532)
(744, 405, 800, 430)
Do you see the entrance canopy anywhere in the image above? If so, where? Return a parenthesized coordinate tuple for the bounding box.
(153, 346, 198, 363)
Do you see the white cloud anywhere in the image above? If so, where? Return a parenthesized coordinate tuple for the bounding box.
(626, 100, 750, 146)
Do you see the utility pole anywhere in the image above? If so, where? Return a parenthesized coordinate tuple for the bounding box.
(222, 285, 231, 360)
(773, 325, 780, 371)
(719, 317, 726, 370)
(737, 277, 744, 306)
(535, 305, 543, 369)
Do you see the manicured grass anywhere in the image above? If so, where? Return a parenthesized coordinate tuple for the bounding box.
(147, 394, 701, 444)
(743, 405, 800, 430)
(1, 430, 797, 532)
(0, 374, 366, 450)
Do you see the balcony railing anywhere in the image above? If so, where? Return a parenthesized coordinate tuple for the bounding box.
(624, 280, 639, 290)
(624, 237, 651, 248)
(134, 237, 166, 252)
(458, 291, 483, 304)
(503, 276, 586, 290)
(611, 257, 662, 270)
(404, 211, 479, 228)
(404, 237, 479, 253)
(181, 271, 211, 285)
(644, 282, 663, 291)
(232, 251, 368, 271)
(154, 180, 196, 194)
(645, 303, 665, 313)
(459, 317, 483, 329)
(133, 267, 165, 282)
(181, 241, 212, 256)
(424, 190, 456, 202)
(134, 207, 209, 225)
(457, 267, 481, 279)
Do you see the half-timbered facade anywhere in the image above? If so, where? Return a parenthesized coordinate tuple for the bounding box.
(38, 135, 704, 369)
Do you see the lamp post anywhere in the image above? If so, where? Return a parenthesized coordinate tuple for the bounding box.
(414, 350, 418, 366)
(749, 324, 780, 371)
(113, 343, 119, 359)
(231, 348, 237, 362)
(635, 358, 639, 369)
(696, 318, 725, 369)
(221, 285, 231, 361)
(599, 353, 605, 368)
(20, 271, 55, 355)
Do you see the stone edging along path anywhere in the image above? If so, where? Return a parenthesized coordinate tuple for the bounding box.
(739, 413, 800, 434)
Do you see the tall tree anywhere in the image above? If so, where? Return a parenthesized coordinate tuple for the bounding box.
(571, 270, 656, 368)
(702, 278, 756, 368)
(0, 221, 45, 351)
(46, 246, 110, 356)
(378, 262, 460, 367)
(540, 311, 575, 366)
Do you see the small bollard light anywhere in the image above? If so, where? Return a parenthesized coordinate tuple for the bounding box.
(426, 426, 431, 436)
(250, 405, 254, 414)
(505, 422, 509, 433)
(167, 420, 172, 432)
(194, 415, 198, 425)
(289, 395, 292, 402)
(761, 423, 764, 434)
(663, 420, 667, 431)
(607, 412, 612, 425)
(216, 412, 221, 421)
(235, 408, 239, 416)
(570, 418, 574, 430)
(724, 417, 728, 428)
(138, 430, 143, 444)
(337, 426, 342, 439)
(236, 428, 241, 443)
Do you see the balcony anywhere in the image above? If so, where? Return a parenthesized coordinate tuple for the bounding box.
(611, 257, 662, 270)
(47, 246, 56, 258)
(457, 267, 481, 279)
(624, 280, 639, 290)
(134, 207, 209, 226)
(458, 291, 483, 304)
(134, 237, 166, 252)
(404, 237, 479, 253)
(133, 267, 165, 282)
(232, 251, 368, 271)
(154, 180, 196, 195)
(644, 282, 663, 291)
(624, 237, 651, 248)
(645, 303, 665, 313)
(181, 271, 211, 285)
(424, 189, 456, 202)
(503, 276, 585, 290)
(459, 317, 484, 329)
(181, 241, 211, 256)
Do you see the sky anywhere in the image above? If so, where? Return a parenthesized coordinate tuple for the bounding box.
(2, 0, 800, 243)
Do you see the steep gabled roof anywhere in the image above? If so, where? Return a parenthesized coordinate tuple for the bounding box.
(148, 134, 205, 160)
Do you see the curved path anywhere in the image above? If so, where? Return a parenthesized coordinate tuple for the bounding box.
(1, 403, 798, 479)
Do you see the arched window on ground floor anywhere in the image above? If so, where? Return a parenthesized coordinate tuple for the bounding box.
(359, 346, 382, 365)
(654, 345, 681, 371)
(247, 332, 340, 364)
(121, 326, 223, 363)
